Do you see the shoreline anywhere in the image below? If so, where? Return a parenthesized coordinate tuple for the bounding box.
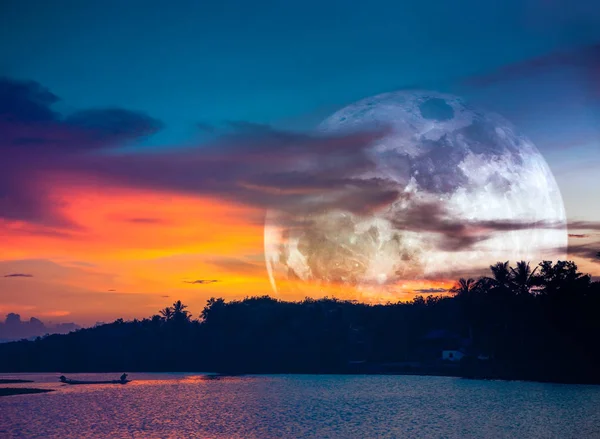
(0, 379, 34, 384)
(0, 388, 54, 397)
(2, 371, 599, 386)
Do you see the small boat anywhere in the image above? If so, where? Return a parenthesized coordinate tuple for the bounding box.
(59, 375, 131, 385)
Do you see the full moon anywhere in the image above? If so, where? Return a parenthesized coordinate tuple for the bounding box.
(264, 91, 567, 299)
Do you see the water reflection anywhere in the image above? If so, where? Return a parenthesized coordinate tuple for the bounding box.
(1, 374, 599, 439)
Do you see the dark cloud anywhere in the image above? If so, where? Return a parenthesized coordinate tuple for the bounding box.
(413, 288, 449, 294)
(0, 77, 59, 122)
(183, 279, 220, 285)
(1, 76, 399, 228)
(0, 77, 163, 227)
(58, 124, 391, 219)
(160, 295, 170, 298)
(65, 108, 162, 139)
(0, 78, 162, 153)
(108, 289, 116, 292)
(568, 221, 600, 231)
(3, 273, 33, 278)
(386, 201, 562, 252)
(567, 243, 600, 263)
(0, 76, 594, 256)
(464, 43, 600, 97)
(569, 234, 589, 239)
(420, 266, 491, 282)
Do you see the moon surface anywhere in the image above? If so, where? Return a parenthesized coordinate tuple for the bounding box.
(264, 90, 567, 299)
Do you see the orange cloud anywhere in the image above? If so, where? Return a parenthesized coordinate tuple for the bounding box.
(2, 178, 595, 324)
(0, 181, 273, 322)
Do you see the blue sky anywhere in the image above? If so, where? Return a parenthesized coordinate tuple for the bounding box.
(1, 1, 598, 139)
(2, 0, 599, 218)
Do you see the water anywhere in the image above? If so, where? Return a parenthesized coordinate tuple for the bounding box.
(1, 373, 599, 438)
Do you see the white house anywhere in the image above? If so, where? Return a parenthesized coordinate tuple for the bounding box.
(442, 350, 464, 362)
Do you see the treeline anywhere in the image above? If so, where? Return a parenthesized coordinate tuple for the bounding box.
(0, 260, 599, 384)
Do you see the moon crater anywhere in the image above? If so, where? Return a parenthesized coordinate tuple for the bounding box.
(264, 90, 567, 298)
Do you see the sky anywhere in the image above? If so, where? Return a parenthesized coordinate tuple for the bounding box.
(0, 0, 599, 326)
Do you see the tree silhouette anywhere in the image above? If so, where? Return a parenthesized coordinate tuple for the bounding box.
(450, 278, 477, 340)
(509, 261, 539, 295)
(450, 278, 476, 296)
(537, 260, 591, 297)
(201, 298, 226, 323)
(487, 261, 511, 291)
(1, 260, 599, 384)
(159, 306, 173, 321)
(172, 300, 191, 322)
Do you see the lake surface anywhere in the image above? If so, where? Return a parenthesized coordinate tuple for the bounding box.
(1, 373, 599, 438)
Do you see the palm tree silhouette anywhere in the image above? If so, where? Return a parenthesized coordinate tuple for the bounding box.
(450, 278, 476, 296)
(509, 261, 539, 295)
(159, 306, 173, 321)
(486, 261, 513, 295)
(172, 300, 191, 321)
(489, 261, 510, 285)
(451, 278, 477, 340)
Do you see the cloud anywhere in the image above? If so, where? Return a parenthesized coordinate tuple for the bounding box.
(0, 77, 163, 227)
(1, 76, 397, 229)
(464, 43, 600, 97)
(0, 312, 80, 341)
(413, 288, 449, 294)
(568, 221, 600, 231)
(0, 75, 596, 258)
(0, 78, 60, 122)
(385, 200, 565, 252)
(3, 273, 33, 278)
(64, 108, 162, 140)
(0, 77, 163, 151)
(567, 243, 600, 263)
(569, 234, 589, 239)
(61, 126, 392, 220)
(183, 279, 219, 285)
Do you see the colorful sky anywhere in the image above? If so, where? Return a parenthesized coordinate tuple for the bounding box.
(1, 0, 599, 326)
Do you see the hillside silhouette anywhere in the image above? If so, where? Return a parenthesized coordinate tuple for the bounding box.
(1, 260, 599, 384)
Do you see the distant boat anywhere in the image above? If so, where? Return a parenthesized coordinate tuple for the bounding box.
(59, 375, 131, 385)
